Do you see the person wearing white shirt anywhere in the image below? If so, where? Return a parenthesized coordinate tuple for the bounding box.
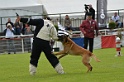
(111, 12, 122, 28)
(16, 16, 65, 75)
(4, 23, 16, 54)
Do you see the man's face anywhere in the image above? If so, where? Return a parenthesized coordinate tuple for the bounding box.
(114, 13, 117, 16)
(87, 16, 92, 20)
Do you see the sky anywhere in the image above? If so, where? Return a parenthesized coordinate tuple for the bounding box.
(0, 0, 124, 14)
(40, 0, 124, 14)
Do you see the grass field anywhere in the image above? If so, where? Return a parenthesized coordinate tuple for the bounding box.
(0, 48, 124, 82)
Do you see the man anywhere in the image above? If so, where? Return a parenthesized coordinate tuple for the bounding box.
(64, 15, 72, 31)
(16, 16, 64, 75)
(14, 18, 23, 35)
(80, 12, 98, 52)
(84, 4, 95, 20)
(89, 5, 95, 20)
(4, 23, 16, 54)
(6, 18, 14, 27)
(111, 12, 122, 28)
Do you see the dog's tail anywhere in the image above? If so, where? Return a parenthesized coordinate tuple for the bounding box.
(90, 53, 101, 62)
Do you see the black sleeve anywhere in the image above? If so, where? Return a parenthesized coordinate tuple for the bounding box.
(3, 29, 7, 35)
(20, 18, 44, 26)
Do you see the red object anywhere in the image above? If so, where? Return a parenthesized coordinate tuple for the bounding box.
(101, 35, 116, 48)
(80, 19, 98, 38)
(116, 42, 121, 51)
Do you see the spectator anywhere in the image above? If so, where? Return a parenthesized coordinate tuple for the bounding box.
(80, 12, 98, 52)
(24, 24, 33, 35)
(24, 24, 33, 52)
(14, 18, 23, 35)
(6, 18, 14, 27)
(84, 4, 95, 20)
(89, 5, 95, 20)
(111, 12, 122, 28)
(64, 15, 72, 31)
(4, 23, 16, 54)
(16, 15, 64, 75)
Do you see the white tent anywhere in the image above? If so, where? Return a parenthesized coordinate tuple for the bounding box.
(0, 0, 47, 17)
(0, 0, 48, 32)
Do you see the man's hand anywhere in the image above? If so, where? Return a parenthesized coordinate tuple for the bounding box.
(83, 31, 86, 34)
(96, 30, 99, 37)
(16, 13, 20, 22)
(9, 26, 12, 30)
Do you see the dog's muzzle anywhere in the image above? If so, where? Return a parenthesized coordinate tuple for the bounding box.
(58, 36, 64, 41)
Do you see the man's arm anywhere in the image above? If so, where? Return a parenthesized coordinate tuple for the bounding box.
(80, 21, 86, 34)
(16, 15, 44, 26)
(20, 18, 44, 26)
(95, 21, 99, 36)
(51, 26, 58, 40)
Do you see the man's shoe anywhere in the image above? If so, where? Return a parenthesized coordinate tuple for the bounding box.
(55, 63, 65, 74)
(29, 64, 37, 75)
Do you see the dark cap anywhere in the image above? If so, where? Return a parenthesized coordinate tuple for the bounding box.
(87, 12, 92, 16)
(46, 17, 51, 20)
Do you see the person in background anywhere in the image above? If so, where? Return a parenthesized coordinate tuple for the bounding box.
(84, 4, 95, 20)
(111, 12, 122, 28)
(16, 15, 64, 75)
(89, 5, 95, 20)
(80, 12, 98, 53)
(4, 23, 16, 54)
(6, 18, 14, 27)
(64, 15, 72, 31)
(24, 24, 32, 35)
(14, 18, 23, 35)
(23, 24, 33, 53)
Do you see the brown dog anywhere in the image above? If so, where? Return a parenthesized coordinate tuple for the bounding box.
(55, 35, 100, 72)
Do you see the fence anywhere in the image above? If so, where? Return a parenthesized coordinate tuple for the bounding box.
(0, 34, 33, 54)
(0, 28, 124, 54)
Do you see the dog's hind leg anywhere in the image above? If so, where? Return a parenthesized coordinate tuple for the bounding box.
(82, 55, 93, 72)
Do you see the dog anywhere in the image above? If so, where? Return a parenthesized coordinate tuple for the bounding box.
(54, 35, 100, 72)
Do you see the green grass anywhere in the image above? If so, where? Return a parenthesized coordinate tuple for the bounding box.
(0, 48, 124, 82)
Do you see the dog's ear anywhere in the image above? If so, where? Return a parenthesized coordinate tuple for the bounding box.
(63, 35, 68, 42)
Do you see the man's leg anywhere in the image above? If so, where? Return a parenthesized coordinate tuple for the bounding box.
(29, 39, 42, 75)
(89, 38, 94, 53)
(7, 39, 11, 54)
(43, 41, 64, 74)
(84, 37, 89, 49)
(11, 39, 16, 54)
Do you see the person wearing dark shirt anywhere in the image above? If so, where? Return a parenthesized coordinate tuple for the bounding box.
(84, 4, 95, 20)
(89, 5, 95, 20)
(6, 18, 14, 27)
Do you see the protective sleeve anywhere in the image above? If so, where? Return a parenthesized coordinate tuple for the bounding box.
(20, 18, 44, 26)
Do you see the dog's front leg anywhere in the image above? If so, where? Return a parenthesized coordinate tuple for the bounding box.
(54, 50, 66, 55)
(58, 54, 68, 59)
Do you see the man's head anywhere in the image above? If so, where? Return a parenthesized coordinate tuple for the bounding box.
(89, 4, 92, 8)
(44, 16, 51, 21)
(65, 15, 69, 19)
(86, 12, 92, 20)
(8, 18, 11, 22)
(114, 12, 118, 16)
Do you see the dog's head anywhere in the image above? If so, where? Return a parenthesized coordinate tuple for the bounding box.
(58, 34, 69, 43)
